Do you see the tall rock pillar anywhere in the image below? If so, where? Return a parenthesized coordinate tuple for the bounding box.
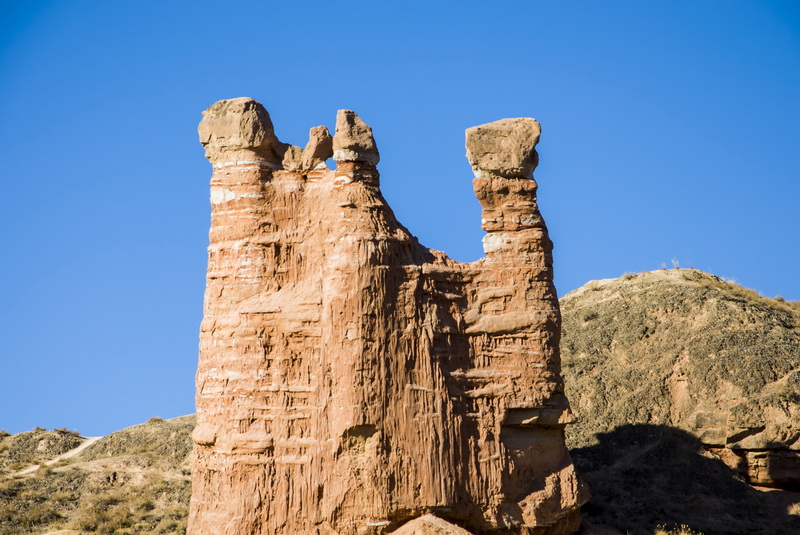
(464, 118, 584, 531)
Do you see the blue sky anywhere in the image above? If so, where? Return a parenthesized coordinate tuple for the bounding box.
(1, 1, 798, 435)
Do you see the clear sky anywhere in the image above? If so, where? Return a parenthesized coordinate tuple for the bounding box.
(1, 1, 798, 436)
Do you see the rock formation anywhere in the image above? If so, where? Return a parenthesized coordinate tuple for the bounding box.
(189, 97, 588, 534)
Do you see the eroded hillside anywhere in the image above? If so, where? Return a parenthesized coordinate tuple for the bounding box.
(0, 416, 193, 535)
(561, 269, 800, 534)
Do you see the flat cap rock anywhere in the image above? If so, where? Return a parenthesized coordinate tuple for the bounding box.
(332, 109, 380, 165)
(198, 97, 282, 164)
(465, 117, 541, 178)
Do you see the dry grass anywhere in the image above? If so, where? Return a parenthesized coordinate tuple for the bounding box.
(696, 270, 800, 324)
(0, 416, 193, 534)
(654, 526, 704, 535)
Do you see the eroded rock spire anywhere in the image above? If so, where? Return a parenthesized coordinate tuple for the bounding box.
(189, 98, 588, 535)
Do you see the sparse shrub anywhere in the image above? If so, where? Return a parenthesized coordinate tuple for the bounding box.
(92, 493, 122, 508)
(156, 516, 187, 534)
(0, 430, 8, 438)
(35, 464, 52, 476)
(135, 497, 156, 512)
(51, 490, 76, 503)
(0, 504, 14, 522)
(18, 503, 62, 530)
(161, 505, 186, 520)
(147, 417, 165, 424)
(96, 507, 135, 534)
(655, 524, 704, 535)
(775, 295, 785, 301)
(32, 426, 46, 432)
(583, 311, 599, 321)
(75, 495, 134, 534)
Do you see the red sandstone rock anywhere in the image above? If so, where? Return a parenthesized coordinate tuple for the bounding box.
(466, 118, 541, 179)
(333, 109, 379, 165)
(189, 98, 588, 534)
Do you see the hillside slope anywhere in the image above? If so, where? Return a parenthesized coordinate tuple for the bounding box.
(0, 416, 193, 535)
(561, 269, 800, 534)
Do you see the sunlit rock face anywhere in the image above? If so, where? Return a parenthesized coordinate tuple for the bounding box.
(188, 98, 588, 535)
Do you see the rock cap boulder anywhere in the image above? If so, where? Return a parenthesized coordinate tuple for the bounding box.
(198, 97, 283, 165)
(465, 117, 541, 178)
(333, 109, 380, 165)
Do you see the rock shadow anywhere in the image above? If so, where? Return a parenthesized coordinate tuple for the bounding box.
(571, 424, 800, 535)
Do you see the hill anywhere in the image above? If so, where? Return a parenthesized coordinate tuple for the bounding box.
(0, 416, 193, 534)
(561, 269, 800, 534)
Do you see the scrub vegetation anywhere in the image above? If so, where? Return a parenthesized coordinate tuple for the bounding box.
(0, 416, 193, 534)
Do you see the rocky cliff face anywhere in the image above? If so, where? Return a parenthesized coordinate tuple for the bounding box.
(188, 98, 588, 535)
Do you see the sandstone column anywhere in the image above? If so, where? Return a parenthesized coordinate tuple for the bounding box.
(189, 98, 588, 535)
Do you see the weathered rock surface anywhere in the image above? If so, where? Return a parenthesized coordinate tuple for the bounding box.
(189, 97, 587, 534)
(560, 269, 800, 534)
(465, 118, 541, 179)
(302, 125, 334, 171)
(332, 109, 380, 165)
(197, 97, 284, 166)
(280, 126, 334, 174)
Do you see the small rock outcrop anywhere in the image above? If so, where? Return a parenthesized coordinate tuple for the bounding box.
(301, 125, 334, 171)
(189, 98, 588, 534)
